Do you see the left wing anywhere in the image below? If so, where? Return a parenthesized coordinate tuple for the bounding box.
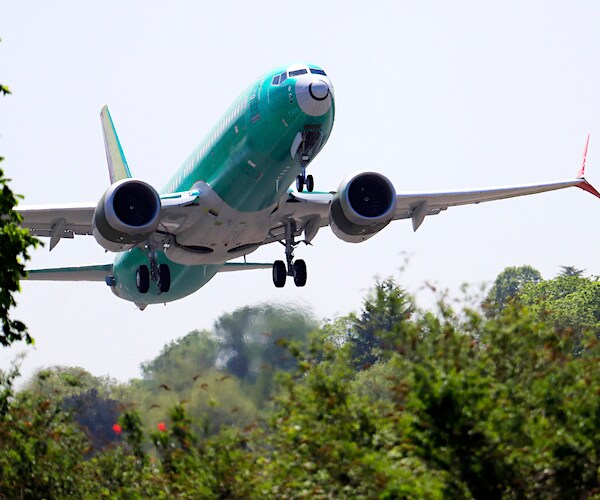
(270, 173, 600, 243)
(276, 136, 600, 238)
(393, 176, 600, 231)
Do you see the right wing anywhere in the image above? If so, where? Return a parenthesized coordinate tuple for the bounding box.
(17, 202, 97, 250)
(17, 189, 202, 251)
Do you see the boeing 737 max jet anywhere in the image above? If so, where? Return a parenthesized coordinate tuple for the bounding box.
(17, 63, 600, 309)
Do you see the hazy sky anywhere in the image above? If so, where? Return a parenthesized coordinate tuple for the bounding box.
(2, 1, 600, 381)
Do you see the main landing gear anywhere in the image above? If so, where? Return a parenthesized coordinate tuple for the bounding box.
(136, 247, 171, 294)
(272, 220, 307, 288)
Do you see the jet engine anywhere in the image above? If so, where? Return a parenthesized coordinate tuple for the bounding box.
(329, 172, 397, 243)
(93, 179, 161, 252)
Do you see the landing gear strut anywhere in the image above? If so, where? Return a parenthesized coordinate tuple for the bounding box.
(136, 246, 171, 294)
(272, 220, 307, 288)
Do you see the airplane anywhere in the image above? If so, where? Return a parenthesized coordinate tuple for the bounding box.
(18, 63, 600, 310)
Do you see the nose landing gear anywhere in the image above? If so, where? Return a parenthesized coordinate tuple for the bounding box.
(136, 247, 171, 294)
(294, 128, 323, 193)
(272, 220, 307, 288)
(296, 162, 314, 193)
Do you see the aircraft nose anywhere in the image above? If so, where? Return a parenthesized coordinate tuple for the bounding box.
(309, 79, 329, 101)
(295, 77, 333, 117)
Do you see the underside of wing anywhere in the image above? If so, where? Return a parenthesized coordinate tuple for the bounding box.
(24, 264, 113, 281)
(17, 203, 97, 250)
(263, 191, 332, 245)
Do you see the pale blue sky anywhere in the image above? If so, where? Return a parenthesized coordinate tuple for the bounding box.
(2, 1, 600, 381)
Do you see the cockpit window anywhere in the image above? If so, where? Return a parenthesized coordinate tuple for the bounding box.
(289, 69, 308, 77)
(279, 72, 287, 83)
(272, 75, 280, 85)
(310, 68, 327, 76)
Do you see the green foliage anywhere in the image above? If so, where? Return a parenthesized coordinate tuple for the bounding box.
(0, 162, 39, 347)
(25, 366, 119, 400)
(559, 265, 585, 277)
(25, 366, 124, 452)
(346, 278, 414, 370)
(214, 303, 318, 385)
(139, 328, 219, 390)
(127, 304, 318, 438)
(520, 274, 600, 348)
(484, 264, 542, 316)
(0, 77, 40, 347)
(1, 276, 599, 497)
(0, 373, 89, 498)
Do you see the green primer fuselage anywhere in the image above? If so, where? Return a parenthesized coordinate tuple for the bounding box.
(111, 64, 335, 305)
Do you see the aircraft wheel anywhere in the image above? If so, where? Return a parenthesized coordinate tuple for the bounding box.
(296, 175, 304, 192)
(136, 265, 150, 293)
(158, 264, 171, 293)
(293, 259, 307, 287)
(273, 260, 287, 288)
(306, 175, 314, 192)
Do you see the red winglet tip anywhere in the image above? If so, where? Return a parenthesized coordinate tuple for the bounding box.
(576, 179, 600, 199)
(576, 133, 591, 179)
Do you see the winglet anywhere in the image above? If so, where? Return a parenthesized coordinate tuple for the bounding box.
(100, 106, 133, 184)
(576, 133, 590, 179)
(574, 134, 600, 199)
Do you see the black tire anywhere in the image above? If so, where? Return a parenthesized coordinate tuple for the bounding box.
(158, 264, 171, 293)
(136, 265, 150, 293)
(273, 260, 287, 288)
(293, 259, 307, 287)
(306, 175, 314, 192)
(296, 175, 304, 192)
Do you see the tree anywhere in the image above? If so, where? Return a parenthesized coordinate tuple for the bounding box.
(214, 304, 317, 382)
(25, 366, 123, 452)
(346, 278, 414, 369)
(213, 303, 318, 404)
(519, 274, 600, 347)
(559, 265, 585, 277)
(139, 329, 219, 392)
(0, 62, 39, 347)
(483, 265, 542, 316)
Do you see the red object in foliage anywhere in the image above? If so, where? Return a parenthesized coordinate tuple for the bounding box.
(112, 424, 122, 434)
(157, 422, 167, 432)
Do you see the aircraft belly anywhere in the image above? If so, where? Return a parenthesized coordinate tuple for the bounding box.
(165, 187, 277, 265)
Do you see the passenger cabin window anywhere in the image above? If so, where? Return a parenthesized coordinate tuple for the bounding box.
(310, 68, 327, 76)
(272, 75, 280, 85)
(289, 69, 308, 77)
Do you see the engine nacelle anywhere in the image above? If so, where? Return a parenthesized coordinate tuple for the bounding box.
(329, 171, 397, 243)
(93, 179, 161, 252)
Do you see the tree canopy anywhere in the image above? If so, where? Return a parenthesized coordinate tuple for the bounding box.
(1, 274, 599, 497)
